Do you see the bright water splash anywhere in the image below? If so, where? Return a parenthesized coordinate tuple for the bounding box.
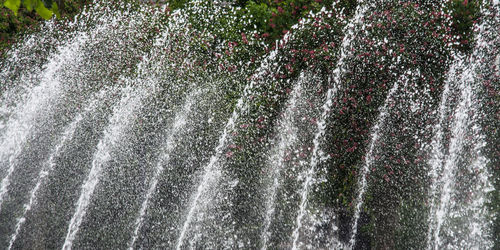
(0, 0, 497, 248)
(290, 1, 374, 248)
(57, 2, 216, 248)
(62, 85, 152, 249)
(426, 66, 495, 249)
(348, 72, 414, 249)
(0, 8, 96, 116)
(0, 20, 59, 131)
(426, 2, 498, 249)
(0, 31, 89, 212)
(427, 64, 494, 250)
(175, 75, 256, 250)
(426, 59, 458, 249)
(174, 36, 282, 247)
(0, 0, 162, 213)
(0, 1, 147, 129)
(6, 89, 110, 249)
(260, 77, 303, 250)
(289, 73, 335, 250)
(128, 89, 202, 250)
(56, 4, 178, 248)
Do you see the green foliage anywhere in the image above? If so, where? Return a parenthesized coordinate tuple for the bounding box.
(2, 1, 494, 246)
(3, 0, 20, 14)
(240, 0, 341, 42)
(0, 4, 42, 54)
(164, 0, 189, 10)
(445, 0, 482, 52)
(0, 0, 91, 56)
(3, 0, 59, 19)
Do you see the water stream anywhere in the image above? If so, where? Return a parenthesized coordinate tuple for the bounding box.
(0, 0, 497, 249)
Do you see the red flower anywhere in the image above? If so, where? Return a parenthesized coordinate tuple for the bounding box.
(241, 32, 248, 44)
(383, 174, 390, 182)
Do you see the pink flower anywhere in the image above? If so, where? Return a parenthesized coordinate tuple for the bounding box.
(241, 32, 248, 44)
(384, 174, 390, 182)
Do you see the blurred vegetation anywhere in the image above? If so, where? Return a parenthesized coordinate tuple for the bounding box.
(0, 0, 92, 56)
(3, 0, 59, 19)
(1, 0, 482, 57)
(1, 0, 494, 248)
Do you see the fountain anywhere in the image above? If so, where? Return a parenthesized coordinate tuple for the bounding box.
(0, 0, 497, 249)
(426, 1, 498, 249)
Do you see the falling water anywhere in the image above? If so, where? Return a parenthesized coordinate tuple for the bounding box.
(426, 1, 498, 249)
(175, 94, 238, 249)
(0, 0, 497, 249)
(58, 4, 176, 247)
(260, 77, 303, 250)
(62, 85, 152, 249)
(173, 23, 284, 245)
(427, 64, 493, 250)
(425, 59, 458, 249)
(290, 1, 373, 248)
(290, 77, 336, 249)
(128, 89, 201, 250)
(0, 19, 60, 127)
(7, 89, 109, 249)
(0, 31, 89, 212)
(348, 73, 406, 249)
(175, 57, 266, 249)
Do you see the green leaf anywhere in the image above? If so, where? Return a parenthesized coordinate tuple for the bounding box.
(50, 1, 59, 19)
(35, 0, 54, 19)
(4, 0, 21, 16)
(24, 0, 35, 11)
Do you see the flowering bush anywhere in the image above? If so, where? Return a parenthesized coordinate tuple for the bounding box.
(164, 1, 490, 247)
(0, 0, 93, 56)
(1, 0, 492, 248)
